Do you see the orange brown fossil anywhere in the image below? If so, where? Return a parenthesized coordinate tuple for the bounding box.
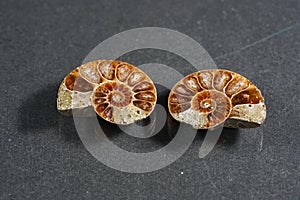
(57, 60, 157, 124)
(168, 70, 266, 129)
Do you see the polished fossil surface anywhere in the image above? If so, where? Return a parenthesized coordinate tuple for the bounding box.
(57, 60, 157, 125)
(168, 69, 266, 129)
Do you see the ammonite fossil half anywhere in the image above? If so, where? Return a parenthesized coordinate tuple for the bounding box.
(57, 60, 157, 124)
(168, 70, 266, 129)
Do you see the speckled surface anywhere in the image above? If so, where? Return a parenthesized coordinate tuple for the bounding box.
(1, 0, 299, 199)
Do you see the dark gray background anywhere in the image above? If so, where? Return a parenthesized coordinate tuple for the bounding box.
(1, 0, 299, 199)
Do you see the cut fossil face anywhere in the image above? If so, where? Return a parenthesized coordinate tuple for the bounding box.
(57, 60, 157, 125)
(168, 70, 266, 129)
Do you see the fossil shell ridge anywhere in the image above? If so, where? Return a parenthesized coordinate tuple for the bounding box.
(57, 60, 157, 125)
(168, 69, 266, 129)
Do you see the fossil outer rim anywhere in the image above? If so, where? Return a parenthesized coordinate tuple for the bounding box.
(168, 69, 266, 129)
(57, 60, 157, 125)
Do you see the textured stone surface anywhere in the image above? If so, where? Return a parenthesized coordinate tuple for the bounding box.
(168, 70, 266, 129)
(1, 0, 299, 199)
(57, 60, 157, 124)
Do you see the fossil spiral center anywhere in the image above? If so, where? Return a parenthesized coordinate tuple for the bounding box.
(192, 90, 231, 114)
(111, 92, 124, 102)
(108, 84, 132, 107)
(200, 99, 216, 111)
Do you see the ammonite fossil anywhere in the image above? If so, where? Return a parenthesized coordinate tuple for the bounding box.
(168, 70, 266, 129)
(57, 60, 157, 124)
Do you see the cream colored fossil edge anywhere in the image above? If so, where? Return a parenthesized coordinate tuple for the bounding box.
(167, 69, 267, 129)
(57, 64, 266, 129)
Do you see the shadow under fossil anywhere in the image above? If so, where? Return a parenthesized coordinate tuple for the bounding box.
(17, 82, 240, 153)
(98, 114, 240, 154)
(195, 128, 241, 149)
(17, 83, 80, 143)
(98, 86, 241, 153)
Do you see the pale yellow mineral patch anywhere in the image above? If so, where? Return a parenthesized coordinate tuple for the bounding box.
(168, 69, 266, 129)
(57, 60, 157, 124)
